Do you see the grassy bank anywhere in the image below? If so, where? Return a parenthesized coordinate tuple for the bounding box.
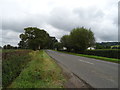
(9, 50, 66, 88)
(54, 50, 120, 63)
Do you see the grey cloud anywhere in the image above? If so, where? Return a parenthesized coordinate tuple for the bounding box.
(2, 30, 20, 46)
(48, 7, 79, 31)
(73, 7, 118, 42)
(48, 7, 105, 32)
(98, 34, 118, 41)
(114, 17, 118, 26)
(73, 7, 104, 20)
(118, 3, 120, 26)
(2, 14, 47, 33)
(47, 6, 117, 42)
(1, 0, 118, 46)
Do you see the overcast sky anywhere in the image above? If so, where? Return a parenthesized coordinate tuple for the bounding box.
(1, 0, 119, 46)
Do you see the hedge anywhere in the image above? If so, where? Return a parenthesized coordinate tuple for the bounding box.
(83, 49, 119, 59)
(2, 50, 31, 88)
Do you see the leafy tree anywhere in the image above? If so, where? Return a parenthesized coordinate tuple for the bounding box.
(48, 37, 58, 49)
(18, 27, 50, 50)
(70, 27, 95, 52)
(60, 35, 72, 51)
(95, 43, 111, 49)
(95, 43, 105, 49)
(54, 42, 63, 50)
(18, 40, 27, 49)
(3, 45, 7, 49)
(3, 44, 13, 49)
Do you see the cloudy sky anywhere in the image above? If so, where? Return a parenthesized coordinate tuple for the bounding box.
(1, 0, 118, 46)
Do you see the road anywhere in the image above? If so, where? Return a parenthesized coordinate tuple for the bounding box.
(46, 50, 118, 88)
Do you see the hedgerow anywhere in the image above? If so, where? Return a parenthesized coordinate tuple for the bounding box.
(84, 49, 119, 59)
(2, 50, 31, 88)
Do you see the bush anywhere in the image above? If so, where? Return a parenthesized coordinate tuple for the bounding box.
(83, 49, 119, 59)
(2, 50, 31, 88)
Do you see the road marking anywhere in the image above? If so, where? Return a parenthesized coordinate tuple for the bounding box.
(79, 59, 94, 65)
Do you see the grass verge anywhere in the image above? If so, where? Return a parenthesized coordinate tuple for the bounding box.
(54, 50, 120, 63)
(9, 50, 66, 88)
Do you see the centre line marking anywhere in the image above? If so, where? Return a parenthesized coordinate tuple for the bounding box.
(79, 59, 94, 65)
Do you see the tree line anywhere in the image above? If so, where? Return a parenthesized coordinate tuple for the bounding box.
(2, 27, 96, 52)
(17, 27, 95, 52)
(3, 44, 17, 49)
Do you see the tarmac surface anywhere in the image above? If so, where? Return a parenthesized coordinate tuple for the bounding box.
(46, 50, 118, 88)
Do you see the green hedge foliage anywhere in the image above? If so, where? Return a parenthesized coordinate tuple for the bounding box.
(2, 50, 31, 88)
(84, 49, 119, 59)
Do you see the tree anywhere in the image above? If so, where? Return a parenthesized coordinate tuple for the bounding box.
(95, 43, 105, 49)
(48, 37, 58, 49)
(18, 27, 50, 50)
(70, 27, 95, 52)
(3, 44, 13, 49)
(18, 40, 27, 49)
(3, 45, 7, 49)
(60, 35, 72, 51)
(54, 42, 63, 50)
(95, 42, 111, 49)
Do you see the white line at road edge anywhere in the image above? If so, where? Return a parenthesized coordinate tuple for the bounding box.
(79, 59, 94, 65)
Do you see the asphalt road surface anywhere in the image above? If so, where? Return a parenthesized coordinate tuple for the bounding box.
(46, 50, 118, 88)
